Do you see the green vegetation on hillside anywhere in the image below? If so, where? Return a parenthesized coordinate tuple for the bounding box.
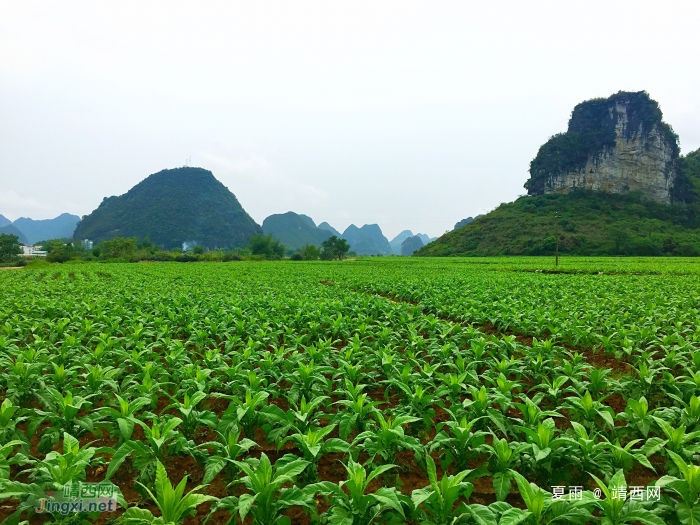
(419, 189, 700, 257)
(680, 148, 700, 201)
(73, 167, 262, 250)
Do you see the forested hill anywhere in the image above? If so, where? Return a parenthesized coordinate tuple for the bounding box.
(73, 167, 262, 250)
(419, 153, 700, 257)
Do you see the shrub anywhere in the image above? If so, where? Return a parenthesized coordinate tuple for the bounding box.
(25, 259, 51, 270)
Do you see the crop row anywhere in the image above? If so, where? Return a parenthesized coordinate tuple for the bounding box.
(1, 260, 699, 524)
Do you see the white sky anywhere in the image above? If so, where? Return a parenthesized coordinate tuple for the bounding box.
(1, 0, 698, 240)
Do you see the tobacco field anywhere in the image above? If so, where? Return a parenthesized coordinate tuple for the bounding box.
(2, 257, 700, 524)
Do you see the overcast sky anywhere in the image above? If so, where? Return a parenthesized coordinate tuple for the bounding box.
(1, 0, 698, 240)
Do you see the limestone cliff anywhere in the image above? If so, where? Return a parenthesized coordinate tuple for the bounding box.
(525, 91, 689, 204)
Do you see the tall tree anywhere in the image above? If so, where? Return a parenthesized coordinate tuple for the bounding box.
(100, 237, 138, 260)
(248, 234, 285, 259)
(0, 234, 21, 262)
(321, 236, 350, 260)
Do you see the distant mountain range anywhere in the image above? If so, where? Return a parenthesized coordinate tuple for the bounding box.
(262, 212, 334, 250)
(263, 212, 419, 256)
(15, 214, 81, 244)
(0, 213, 80, 245)
(263, 213, 391, 255)
(388, 230, 436, 255)
(389, 230, 413, 254)
(74, 167, 262, 249)
(4, 169, 440, 255)
(453, 216, 482, 230)
(416, 233, 437, 244)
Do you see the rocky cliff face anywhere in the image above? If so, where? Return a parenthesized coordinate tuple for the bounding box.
(526, 91, 686, 204)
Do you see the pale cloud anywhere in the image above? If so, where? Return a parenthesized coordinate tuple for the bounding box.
(0, 190, 50, 221)
(200, 148, 328, 225)
(203, 151, 276, 185)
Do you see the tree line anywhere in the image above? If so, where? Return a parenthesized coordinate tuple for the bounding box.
(0, 232, 352, 266)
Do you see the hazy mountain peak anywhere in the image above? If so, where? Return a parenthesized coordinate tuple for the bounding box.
(389, 230, 414, 255)
(416, 233, 437, 244)
(317, 222, 341, 237)
(0, 224, 29, 245)
(12, 213, 81, 245)
(262, 211, 332, 249)
(401, 235, 424, 255)
(298, 214, 316, 228)
(342, 224, 391, 255)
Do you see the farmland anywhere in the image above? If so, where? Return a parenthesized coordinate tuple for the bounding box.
(2, 258, 700, 524)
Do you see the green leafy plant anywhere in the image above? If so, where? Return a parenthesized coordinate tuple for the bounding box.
(655, 450, 700, 525)
(354, 412, 422, 467)
(565, 390, 615, 431)
(509, 469, 593, 524)
(483, 437, 525, 501)
(209, 452, 324, 525)
(322, 459, 405, 525)
(199, 426, 257, 484)
(0, 398, 28, 444)
(587, 469, 664, 525)
(334, 381, 384, 439)
(411, 455, 481, 524)
(429, 412, 487, 471)
(279, 424, 352, 483)
(123, 460, 217, 524)
(32, 388, 98, 453)
(516, 418, 573, 485)
(164, 391, 217, 439)
(106, 416, 190, 491)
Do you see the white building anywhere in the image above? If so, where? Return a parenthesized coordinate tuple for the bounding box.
(21, 245, 47, 257)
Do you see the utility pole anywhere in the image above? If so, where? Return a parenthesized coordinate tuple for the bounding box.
(554, 212, 561, 266)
